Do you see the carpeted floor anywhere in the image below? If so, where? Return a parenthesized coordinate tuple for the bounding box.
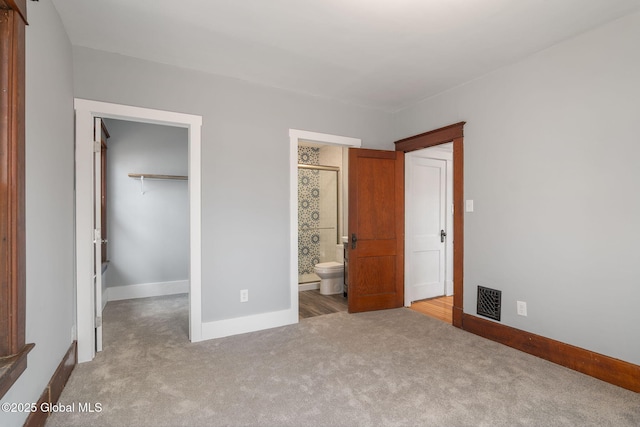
(47, 294, 640, 427)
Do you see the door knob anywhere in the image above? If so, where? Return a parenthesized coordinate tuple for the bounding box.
(440, 229, 447, 243)
(351, 233, 357, 249)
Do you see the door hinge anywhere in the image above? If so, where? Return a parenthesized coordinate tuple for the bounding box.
(93, 228, 101, 243)
(94, 141, 101, 153)
(95, 316, 102, 327)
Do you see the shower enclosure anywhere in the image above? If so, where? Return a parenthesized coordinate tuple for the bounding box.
(298, 164, 339, 284)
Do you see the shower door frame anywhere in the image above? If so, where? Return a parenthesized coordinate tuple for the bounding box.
(297, 163, 340, 286)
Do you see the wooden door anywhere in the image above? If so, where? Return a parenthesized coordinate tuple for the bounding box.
(348, 148, 404, 313)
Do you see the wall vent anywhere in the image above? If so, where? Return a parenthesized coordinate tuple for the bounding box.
(477, 286, 501, 321)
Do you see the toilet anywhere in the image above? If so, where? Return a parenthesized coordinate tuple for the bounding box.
(314, 244, 345, 295)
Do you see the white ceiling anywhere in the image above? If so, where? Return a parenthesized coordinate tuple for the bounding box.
(51, 0, 640, 112)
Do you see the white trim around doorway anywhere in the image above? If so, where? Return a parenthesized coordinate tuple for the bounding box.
(74, 99, 202, 363)
(289, 129, 361, 318)
(188, 129, 363, 341)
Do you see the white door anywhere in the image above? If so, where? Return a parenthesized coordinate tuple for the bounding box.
(405, 154, 447, 303)
(93, 117, 104, 352)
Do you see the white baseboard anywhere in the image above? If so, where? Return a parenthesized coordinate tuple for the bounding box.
(107, 280, 189, 302)
(298, 282, 320, 291)
(200, 308, 297, 341)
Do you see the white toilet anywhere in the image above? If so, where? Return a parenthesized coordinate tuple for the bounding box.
(314, 244, 345, 295)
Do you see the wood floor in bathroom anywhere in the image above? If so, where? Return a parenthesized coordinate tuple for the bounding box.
(299, 290, 348, 319)
(298, 290, 453, 324)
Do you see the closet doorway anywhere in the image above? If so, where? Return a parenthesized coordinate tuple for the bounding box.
(102, 118, 189, 319)
(75, 99, 202, 363)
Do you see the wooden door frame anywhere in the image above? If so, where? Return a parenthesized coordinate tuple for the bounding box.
(395, 122, 465, 328)
(404, 152, 452, 305)
(0, 0, 34, 399)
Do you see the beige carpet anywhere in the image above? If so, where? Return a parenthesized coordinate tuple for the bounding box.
(47, 294, 640, 427)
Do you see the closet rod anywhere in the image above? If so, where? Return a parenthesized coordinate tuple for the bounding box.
(128, 173, 188, 195)
(297, 164, 339, 172)
(128, 173, 188, 180)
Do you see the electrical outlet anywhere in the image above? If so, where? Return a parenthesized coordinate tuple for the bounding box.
(517, 300, 527, 316)
(240, 289, 249, 303)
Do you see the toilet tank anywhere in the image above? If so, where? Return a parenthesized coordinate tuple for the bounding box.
(336, 244, 344, 261)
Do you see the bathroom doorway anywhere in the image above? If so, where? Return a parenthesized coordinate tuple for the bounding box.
(289, 130, 361, 320)
(297, 142, 347, 318)
(297, 143, 343, 286)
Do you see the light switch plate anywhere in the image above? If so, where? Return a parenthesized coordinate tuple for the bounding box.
(465, 200, 474, 212)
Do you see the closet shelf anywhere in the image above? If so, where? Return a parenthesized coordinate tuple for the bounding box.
(128, 173, 188, 180)
(128, 173, 188, 195)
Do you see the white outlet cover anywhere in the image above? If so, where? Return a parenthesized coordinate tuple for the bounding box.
(517, 301, 527, 316)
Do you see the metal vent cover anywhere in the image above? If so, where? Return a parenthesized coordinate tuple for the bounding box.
(477, 286, 501, 321)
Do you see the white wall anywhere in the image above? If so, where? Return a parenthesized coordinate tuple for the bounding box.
(394, 12, 640, 364)
(72, 46, 395, 323)
(104, 119, 189, 293)
(0, 2, 75, 427)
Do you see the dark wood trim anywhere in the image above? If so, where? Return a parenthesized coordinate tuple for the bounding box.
(462, 314, 640, 393)
(0, 342, 33, 398)
(395, 122, 465, 329)
(0, 1, 27, 25)
(395, 121, 465, 153)
(0, 0, 32, 400)
(451, 137, 464, 328)
(49, 342, 77, 408)
(24, 341, 77, 427)
(396, 122, 640, 392)
(0, 0, 25, 358)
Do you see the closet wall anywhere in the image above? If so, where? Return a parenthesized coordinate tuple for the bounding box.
(103, 119, 189, 301)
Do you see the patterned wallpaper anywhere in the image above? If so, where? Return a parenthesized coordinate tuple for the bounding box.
(298, 146, 321, 278)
